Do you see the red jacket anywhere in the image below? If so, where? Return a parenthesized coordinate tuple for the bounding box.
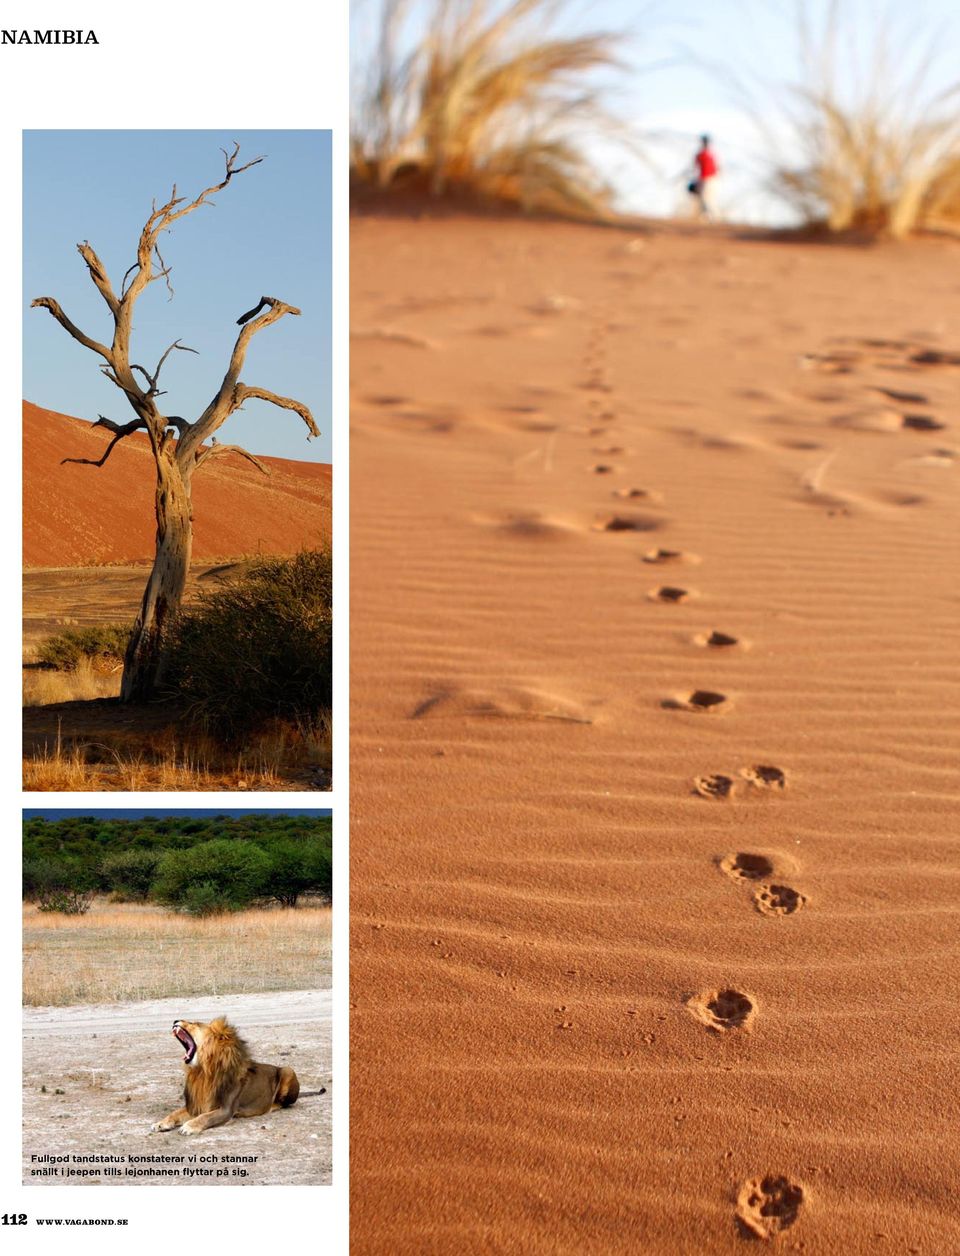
(696, 149, 718, 179)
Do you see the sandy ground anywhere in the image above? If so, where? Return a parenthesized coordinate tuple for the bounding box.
(23, 402, 331, 567)
(23, 990, 331, 1186)
(350, 215, 960, 1252)
(23, 564, 234, 658)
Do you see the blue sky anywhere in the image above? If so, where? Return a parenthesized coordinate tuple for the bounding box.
(24, 130, 332, 463)
(352, 0, 960, 223)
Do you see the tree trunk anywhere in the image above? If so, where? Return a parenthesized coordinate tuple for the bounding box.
(120, 453, 193, 702)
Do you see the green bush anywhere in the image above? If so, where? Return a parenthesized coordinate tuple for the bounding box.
(152, 839, 271, 912)
(163, 550, 332, 740)
(180, 882, 235, 917)
(25, 857, 96, 914)
(260, 838, 333, 907)
(37, 625, 131, 671)
(100, 849, 162, 901)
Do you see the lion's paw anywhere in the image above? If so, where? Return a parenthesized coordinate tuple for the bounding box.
(178, 1122, 202, 1136)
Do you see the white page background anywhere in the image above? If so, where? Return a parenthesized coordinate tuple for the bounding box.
(3, 1, 349, 1250)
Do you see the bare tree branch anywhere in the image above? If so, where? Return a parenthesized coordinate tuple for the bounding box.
(232, 384, 320, 438)
(30, 297, 113, 363)
(130, 340, 198, 395)
(177, 296, 308, 460)
(77, 241, 120, 315)
(60, 415, 146, 468)
(194, 441, 271, 474)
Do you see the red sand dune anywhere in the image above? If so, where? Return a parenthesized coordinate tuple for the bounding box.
(23, 401, 331, 567)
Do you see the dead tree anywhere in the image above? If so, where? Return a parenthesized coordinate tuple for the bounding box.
(32, 145, 319, 702)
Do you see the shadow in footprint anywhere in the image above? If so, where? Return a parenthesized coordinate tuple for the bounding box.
(687, 988, 756, 1033)
(613, 487, 661, 502)
(650, 586, 691, 603)
(754, 884, 807, 916)
(735, 1175, 806, 1240)
(902, 414, 945, 432)
(694, 774, 736, 800)
(663, 689, 728, 713)
(741, 764, 787, 790)
(595, 515, 661, 534)
(720, 852, 773, 882)
(643, 548, 699, 566)
(695, 630, 741, 649)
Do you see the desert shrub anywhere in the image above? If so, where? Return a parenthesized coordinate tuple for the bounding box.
(351, 0, 626, 216)
(739, 3, 960, 238)
(164, 549, 332, 740)
(152, 840, 272, 912)
(37, 624, 131, 671)
(25, 858, 96, 914)
(101, 849, 163, 901)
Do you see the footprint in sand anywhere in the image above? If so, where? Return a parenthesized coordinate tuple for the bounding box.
(642, 548, 699, 566)
(588, 463, 617, 475)
(662, 689, 728, 713)
(719, 852, 774, 882)
(902, 414, 946, 432)
(594, 514, 662, 534)
(614, 487, 662, 503)
(740, 764, 787, 790)
(873, 386, 929, 405)
(693, 630, 742, 649)
(687, 989, 756, 1033)
(693, 773, 737, 800)
(911, 348, 960, 366)
(753, 884, 807, 917)
(649, 586, 693, 604)
(735, 1175, 806, 1239)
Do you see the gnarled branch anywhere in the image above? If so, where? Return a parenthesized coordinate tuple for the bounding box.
(130, 340, 198, 395)
(232, 384, 319, 438)
(195, 441, 270, 474)
(30, 297, 113, 363)
(77, 241, 120, 316)
(60, 415, 146, 468)
(177, 295, 309, 460)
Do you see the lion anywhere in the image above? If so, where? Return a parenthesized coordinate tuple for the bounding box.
(150, 1018, 301, 1136)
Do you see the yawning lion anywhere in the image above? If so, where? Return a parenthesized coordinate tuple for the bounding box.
(150, 1017, 301, 1136)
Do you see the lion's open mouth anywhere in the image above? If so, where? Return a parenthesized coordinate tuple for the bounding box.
(173, 1023, 196, 1064)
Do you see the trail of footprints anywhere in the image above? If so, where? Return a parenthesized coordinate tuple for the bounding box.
(572, 315, 810, 1239)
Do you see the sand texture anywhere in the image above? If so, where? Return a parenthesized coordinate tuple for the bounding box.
(350, 216, 960, 1253)
(23, 402, 331, 566)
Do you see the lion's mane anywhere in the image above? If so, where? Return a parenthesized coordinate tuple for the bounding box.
(183, 1018, 251, 1115)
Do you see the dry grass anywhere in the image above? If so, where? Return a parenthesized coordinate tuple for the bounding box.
(23, 900, 332, 1006)
(352, 0, 628, 215)
(22, 715, 331, 792)
(746, 1, 960, 237)
(23, 659, 120, 706)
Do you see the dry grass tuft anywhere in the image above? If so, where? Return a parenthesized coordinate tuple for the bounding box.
(23, 659, 120, 706)
(352, 0, 628, 216)
(22, 715, 331, 792)
(23, 900, 332, 1006)
(747, 2, 960, 237)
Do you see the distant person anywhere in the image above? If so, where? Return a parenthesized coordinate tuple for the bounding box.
(688, 134, 718, 220)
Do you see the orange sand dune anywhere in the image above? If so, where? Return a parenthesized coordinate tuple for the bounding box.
(23, 401, 331, 567)
(351, 216, 960, 1253)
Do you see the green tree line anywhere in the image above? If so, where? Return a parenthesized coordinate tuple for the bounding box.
(23, 814, 332, 916)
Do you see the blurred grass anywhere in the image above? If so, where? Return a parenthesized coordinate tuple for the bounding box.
(351, 0, 629, 216)
(744, 1, 960, 237)
(23, 900, 332, 1006)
